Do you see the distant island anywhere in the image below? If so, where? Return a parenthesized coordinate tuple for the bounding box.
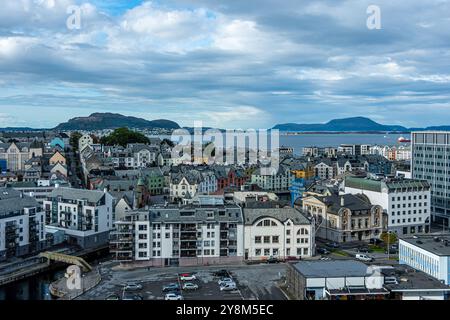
(1, 114, 450, 133)
(54, 112, 180, 131)
(273, 117, 450, 133)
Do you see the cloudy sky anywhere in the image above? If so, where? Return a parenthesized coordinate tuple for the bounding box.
(1, 0, 450, 129)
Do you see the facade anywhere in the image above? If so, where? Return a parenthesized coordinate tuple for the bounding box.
(0, 188, 46, 261)
(43, 187, 114, 248)
(344, 176, 431, 235)
(110, 202, 244, 266)
(314, 160, 335, 180)
(399, 235, 450, 285)
(251, 165, 292, 191)
(78, 134, 94, 152)
(302, 193, 387, 243)
(411, 131, 450, 226)
(243, 207, 313, 261)
(0, 142, 43, 172)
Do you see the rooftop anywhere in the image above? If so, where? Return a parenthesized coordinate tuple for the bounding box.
(400, 234, 450, 256)
(292, 260, 371, 278)
(243, 207, 310, 225)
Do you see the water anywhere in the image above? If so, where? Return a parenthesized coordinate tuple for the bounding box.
(0, 269, 65, 300)
(280, 133, 407, 155)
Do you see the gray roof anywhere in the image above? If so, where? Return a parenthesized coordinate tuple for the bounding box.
(317, 193, 373, 214)
(148, 204, 243, 223)
(381, 265, 450, 291)
(400, 235, 450, 256)
(49, 187, 106, 203)
(0, 188, 40, 218)
(243, 207, 310, 225)
(292, 260, 371, 278)
(345, 176, 430, 193)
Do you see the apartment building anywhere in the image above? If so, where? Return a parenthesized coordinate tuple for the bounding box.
(111, 202, 244, 267)
(411, 132, 450, 226)
(43, 187, 114, 248)
(250, 165, 292, 191)
(0, 188, 46, 261)
(0, 141, 43, 172)
(344, 176, 431, 235)
(243, 206, 314, 261)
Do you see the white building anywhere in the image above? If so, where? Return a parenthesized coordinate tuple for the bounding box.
(43, 187, 114, 248)
(314, 161, 335, 180)
(243, 207, 313, 261)
(78, 134, 93, 152)
(110, 202, 244, 267)
(0, 188, 46, 261)
(343, 176, 431, 235)
(399, 235, 450, 285)
(251, 165, 292, 191)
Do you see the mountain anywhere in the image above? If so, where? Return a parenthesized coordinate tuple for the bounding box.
(54, 113, 180, 131)
(273, 117, 408, 132)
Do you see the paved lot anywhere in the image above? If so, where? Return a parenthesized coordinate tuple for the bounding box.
(79, 263, 287, 301)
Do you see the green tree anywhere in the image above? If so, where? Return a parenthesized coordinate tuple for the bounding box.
(70, 132, 83, 151)
(100, 127, 150, 147)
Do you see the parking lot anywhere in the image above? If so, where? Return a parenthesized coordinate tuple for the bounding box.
(79, 263, 287, 301)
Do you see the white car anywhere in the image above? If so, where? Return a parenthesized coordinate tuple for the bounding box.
(165, 293, 183, 301)
(218, 277, 234, 286)
(179, 273, 197, 281)
(220, 283, 237, 291)
(124, 283, 142, 291)
(355, 254, 373, 262)
(182, 283, 199, 291)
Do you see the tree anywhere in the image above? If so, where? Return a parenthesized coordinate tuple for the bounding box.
(70, 132, 83, 151)
(100, 127, 150, 147)
(380, 232, 398, 245)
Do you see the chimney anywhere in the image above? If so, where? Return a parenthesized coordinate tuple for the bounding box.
(104, 188, 108, 193)
(55, 183, 60, 189)
(340, 196, 345, 207)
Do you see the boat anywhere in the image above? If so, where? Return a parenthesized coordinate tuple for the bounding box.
(398, 136, 411, 143)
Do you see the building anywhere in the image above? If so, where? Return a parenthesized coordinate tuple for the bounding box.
(78, 134, 94, 152)
(338, 144, 371, 156)
(43, 187, 114, 248)
(314, 159, 335, 180)
(110, 202, 244, 267)
(399, 234, 450, 285)
(343, 176, 431, 235)
(302, 193, 387, 243)
(0, 188, 46, 261)
(0, 141, 43, 172)
(411, 131, 450, 226)
(243, 206, 313, 261)
(286, 260, 450, 300)
(250, 165, 292, 191)
(286, 260, 389, 300)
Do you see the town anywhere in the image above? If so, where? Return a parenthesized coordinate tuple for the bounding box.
(1, 126, 449, 301)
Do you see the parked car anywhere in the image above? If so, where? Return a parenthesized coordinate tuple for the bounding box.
(319, 257, 331, 261)
(266, 256, 280, 264)
(162, 283, 181, 292)
(212, 270, 229, 277)
(326, 242, 340, 248)
(106, 294, 120, 300)
(123, 293, 143, 300)
(385, 247, 398, 254)
(124, 283, 142, 291)
(165, 293, 183, 300)
(220, 282, 237, 291)
(357, 246, 370, 253)
(369, 238, 383, 245)
(355, 253, 373, 262)
(179, 273, 197, 281)
(182, 282, 199, 291)
(218, 277, 234, 286)
(317, 247, 330, 255)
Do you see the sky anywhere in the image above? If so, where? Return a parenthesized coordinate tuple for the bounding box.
(1, 0, 450, 129)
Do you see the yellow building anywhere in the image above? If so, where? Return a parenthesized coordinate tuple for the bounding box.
(49, 151, 67, 166)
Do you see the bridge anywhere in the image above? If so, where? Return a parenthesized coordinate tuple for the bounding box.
(39, 252, 92, 272)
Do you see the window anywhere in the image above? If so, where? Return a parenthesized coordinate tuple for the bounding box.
(264, 249, 270, 256)
(263, 236, 270, 244)
(255, 249, 261, 256)
(272, 236, 279, 243)
(255, 236, 262, 244)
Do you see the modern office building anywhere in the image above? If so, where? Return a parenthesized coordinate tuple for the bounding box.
(411, 132, 450, 226)
(399, 234, 450, 285)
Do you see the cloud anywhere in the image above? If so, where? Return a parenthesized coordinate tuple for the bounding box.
(0, 0, 449, 128)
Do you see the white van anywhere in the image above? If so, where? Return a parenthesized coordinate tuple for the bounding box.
(355, 254, 373, 262)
